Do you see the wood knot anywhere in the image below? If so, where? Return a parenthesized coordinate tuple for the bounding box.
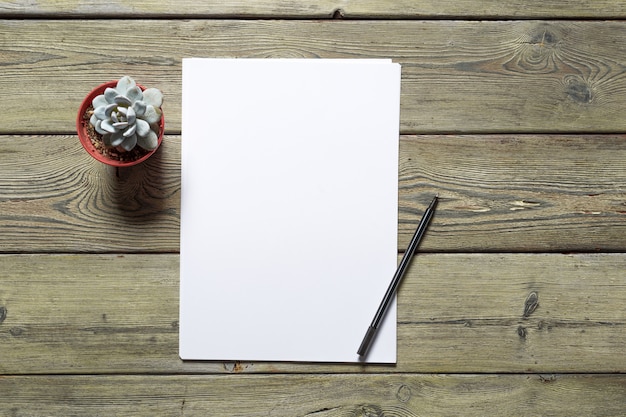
(396, 384, 412, 402)
(9, 326, 23, 337)
(505, 24, 563, 75)
(350, 404, 418, 417)
(529, 28, 558, 48)
(0, 306, 6, 324)
(332, 8, 345, 19)
(223, 362, 246, 372)
(523, 292, 539, 318)
(564, 76, 593, 104)
(353, 405, 384, 417)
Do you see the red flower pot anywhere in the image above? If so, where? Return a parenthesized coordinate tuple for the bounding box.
(76, 80, 164, 167)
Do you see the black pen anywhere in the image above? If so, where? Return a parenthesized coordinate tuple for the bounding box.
(357, 194, 438, 357)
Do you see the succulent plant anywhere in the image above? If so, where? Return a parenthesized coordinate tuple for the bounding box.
(90, 76, 163, 151)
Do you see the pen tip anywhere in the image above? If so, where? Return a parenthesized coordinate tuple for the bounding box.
(435, 193, 439, 198)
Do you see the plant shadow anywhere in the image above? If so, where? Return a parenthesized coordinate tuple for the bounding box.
(106, 136, 180, 232)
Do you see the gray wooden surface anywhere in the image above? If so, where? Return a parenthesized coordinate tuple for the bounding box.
(0, 1, 625, 415)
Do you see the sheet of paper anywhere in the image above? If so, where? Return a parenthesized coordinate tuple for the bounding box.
(180, 58, 401, 363)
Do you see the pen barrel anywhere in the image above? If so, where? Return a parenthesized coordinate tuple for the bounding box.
(370, 196, 437, 329)
(357, 326, 379, 357)
(358, 196, 438, 357)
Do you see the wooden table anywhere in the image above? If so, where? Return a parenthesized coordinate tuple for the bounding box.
(1, 2, 625, 415)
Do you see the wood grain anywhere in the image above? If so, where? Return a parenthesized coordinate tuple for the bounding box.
(3, 3, 624, 416)
(3, 20, 626, 134)
(1, 374, 625, 416)
(399, 134, 626, 252)
(1, 0, 626, 18)
(1, 134, 624, 253)
(1, 253, 624, 374)
(0, 135, 180, 253)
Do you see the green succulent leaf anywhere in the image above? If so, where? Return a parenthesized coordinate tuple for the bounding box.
(100, 119, 116, 134)
(114, 95, 132, 107)
(126, 107, 136, 124)
(143, 105, 161, 124)
(132, 101, 147, 116)
(126, 86, 143, 103)
(142, 88, 163, 108)
(124, 124, 137, 137)
(104, 87, 118, 103)
(93, 106, 107, 120)
(116, 76, 136, 95)
(110, 131, 124, 146)
(137, 130, 158, 151)
(94, 120, 108, 135)
(105, 103, 117, 117)
(121, 134, 137, 151)
(92, 94, 108, 109)
(135, 118, 151, 137)
(102, 133, 113, 147)
(113, 121, 129, 129)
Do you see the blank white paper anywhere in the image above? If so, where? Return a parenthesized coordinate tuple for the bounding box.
(180, 58, 401, 363)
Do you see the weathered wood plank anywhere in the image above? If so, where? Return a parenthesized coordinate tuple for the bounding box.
(1, 253, 624, 374)
(1, 374, 625, 416)
(400, 134, 626, 252)
(1, 134, 624, 253)
(0, 135, 180, 253)
(2, 20, 626, 134)
(1, 0, 626, 18)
